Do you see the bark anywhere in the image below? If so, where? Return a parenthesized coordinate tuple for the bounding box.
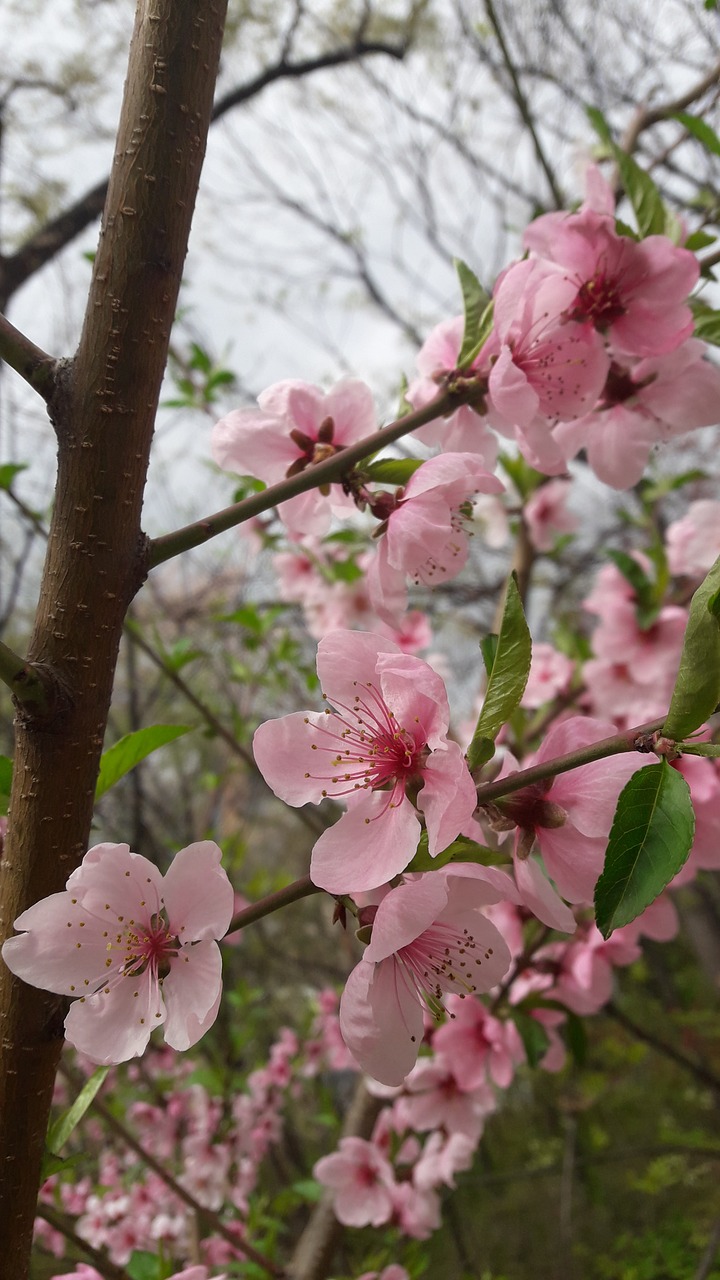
(0, 2, 228, 1275)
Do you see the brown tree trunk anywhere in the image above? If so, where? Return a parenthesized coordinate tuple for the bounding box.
(0, 3, 228, 1275)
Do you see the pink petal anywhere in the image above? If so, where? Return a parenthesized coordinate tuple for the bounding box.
(162, 939, 223, 1050)
(417, 743, 477, 856)
(366, 877, 449, 961)
(514, 854, 576, 932)
(161, 842, 234, 942)
(70, 844, 163, 925)
(63, 967, 162, 1065)
(316, 630, 400, 708)
(211, 408, 298, 480)
(340, 957, 425, 1086)
(2, 891, 112, 995)
(310, 792, 421, 893)
(253, 711, 334, 806)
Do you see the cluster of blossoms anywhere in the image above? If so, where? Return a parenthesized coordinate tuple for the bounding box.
(4, 155, 720, 1277)
(36, 1031, 302, 1269)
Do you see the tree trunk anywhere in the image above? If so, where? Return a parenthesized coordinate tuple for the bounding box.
(0, 3, 228, 1274)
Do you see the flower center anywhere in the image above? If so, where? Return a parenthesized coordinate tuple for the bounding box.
(567, 272, 625, 328)
(397, 919, 497, 1018)
(122, 912, 180, 980)
(303, 680, 425, 807)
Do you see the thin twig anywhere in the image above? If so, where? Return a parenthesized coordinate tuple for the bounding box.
(0, 311, 58, 399)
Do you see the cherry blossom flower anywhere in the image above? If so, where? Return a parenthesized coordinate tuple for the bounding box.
(358, 1267, 410, 1280)
(485, 258, 609, 472)
(405, 315, 499, 465)
(431, 994, 525, 1089)
(667, 499, 720, 578)
(211, 378, 377, 535)
(2, 842, 234, 1064)
(253, 631, 478, 893)
(524, 203, 698, 358)
(395, 1056, 495, 1141)
(498, 717, 650, 905)
(339, 872, 512, 1085)
(366, 453, 504, 626)
(521, 642, 574, 709)
(553, 342, 720, 487)
(524, 478, 579, 551)
(314, 1137, 396, 1227)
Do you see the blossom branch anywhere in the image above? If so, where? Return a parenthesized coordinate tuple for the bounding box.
(0, 312, 58, 401)
(474, 718, 667, 803)
(149, 387, 462, 567)
(227, 874, 323, 935)
(60, 1063, 286, 1279)
(35, 1203, 133, 1280)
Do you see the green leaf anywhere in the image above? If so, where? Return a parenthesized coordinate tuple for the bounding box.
(563, 1011, 588, 1067)
(511, 1010, 550, 1068)
(684, 230, 716, 253)
(498, 451, 543, 500)
(467, 575, 532, 771)
(127, 1252, 162, 1280)
(586, 107, 666, 237)
(594, 762, 695, 938)
(692, 306, 720, 346)
(663, 553, 720, 741)
(407, 831, 504, 873)
(95, 724, 192, 800)
(0, 462, 28, 490)
(363, 457, 424, 485)
(679, 742, 720, 757)
(46, 1065, 110, 1156)
(674, 111, 720, 158)
(454, 258, 493, 367)
(0, 754, 11, 816)
(606, 549, 660, 628)
(480, 634, 499, 677)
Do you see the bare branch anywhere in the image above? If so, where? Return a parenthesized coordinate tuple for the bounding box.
(0, 312, 58, 400)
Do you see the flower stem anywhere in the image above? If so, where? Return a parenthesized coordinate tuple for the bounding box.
(475, 718, 666, 805)
(149, 387, 463, 567)
(227, 875, 323, 935)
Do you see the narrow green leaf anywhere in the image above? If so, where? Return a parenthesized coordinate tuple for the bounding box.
(363, 457, 424, 485)
(691, 305, 720, 346)
(563, 1011, 588, 1067)
(46, 1065, 110, 1156)
(594, 762, 695, 938)
(467, 575, 532, 771)
(684, 230, 716, 253)
(454, 258, 492, 367)
(586, 107, 666, 237)
(674, 111, 720, 158)
(95, 724, 191, 800)
(679, 742, 720, 757)
(606, 550, 660, 629)
(663, 553, 720, 741)
(0, 754, 12, 816)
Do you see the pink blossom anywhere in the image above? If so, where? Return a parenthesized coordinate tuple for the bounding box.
(521, 643, 574, 709)
(366, 452, 504, 625)
(486, 259, 609, 465)
(431, 994, 524, 1089)
(524, 479, 579, 551)
(211, 378, 377, 535)
(339, 872, 511, 1085)
(412, 1130, 476, 1191)
(314, 1136, 396, 1227)
(2, 842, 233, 1064)
(667, 500, 720, 577)
(406, 315, 499, 465)
(397, 1057, 495, 1141)
(500, 717, 649, 904)
(389, 1181, 441, 1239)
(253, 631, 478, 893)
(553, 343, 720, 488)
(524, 205, 698, 358)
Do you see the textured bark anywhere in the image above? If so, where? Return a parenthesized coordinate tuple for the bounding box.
(0, 3, 228, 1274)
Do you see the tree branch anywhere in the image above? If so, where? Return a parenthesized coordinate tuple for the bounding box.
(148, 387, 462, 566)
(0, 312, 57, 400)
(474, 718, 666, 803)
(0, 37, 409, 308)
(227, 874, 323, 935)
(35, 1203, 133, 1280)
